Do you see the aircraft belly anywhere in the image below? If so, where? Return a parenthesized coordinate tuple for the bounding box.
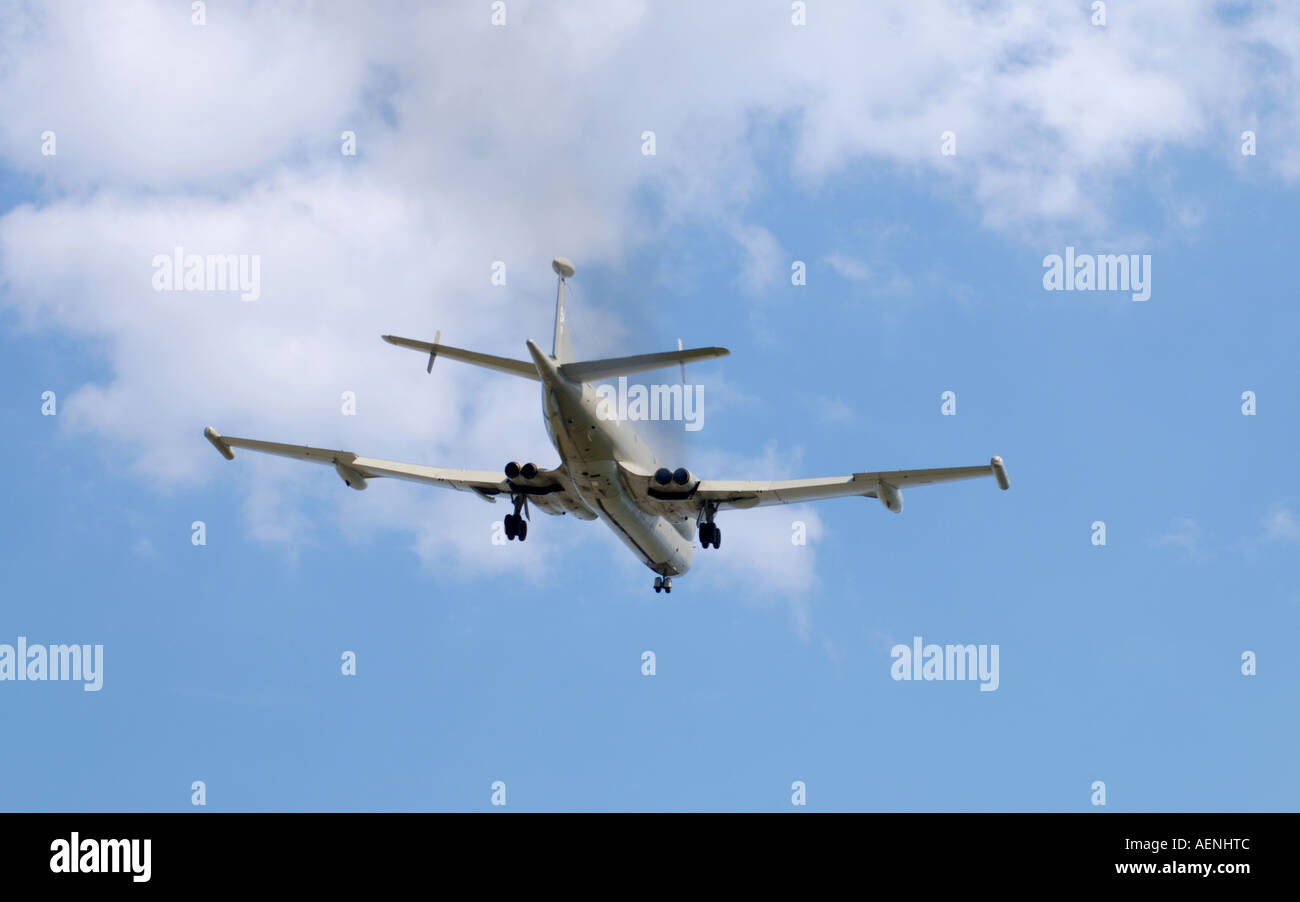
(575, 459, 691, 577)
(543, 379, 689, 575)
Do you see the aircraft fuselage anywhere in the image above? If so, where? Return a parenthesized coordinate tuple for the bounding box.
(526, 340, 694, 577)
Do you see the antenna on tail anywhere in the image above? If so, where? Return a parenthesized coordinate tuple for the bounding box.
(551, 257, 576, 363)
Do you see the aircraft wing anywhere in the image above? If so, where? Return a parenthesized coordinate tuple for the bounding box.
(622, 458, 1009, 516)
(202, 427, 597, 519)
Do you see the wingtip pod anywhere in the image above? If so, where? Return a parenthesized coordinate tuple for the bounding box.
(204, 426, 235, 460)
(990, 456, 1010, 490)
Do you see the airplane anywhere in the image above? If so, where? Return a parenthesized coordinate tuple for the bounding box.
(204, 257, 1010, 593)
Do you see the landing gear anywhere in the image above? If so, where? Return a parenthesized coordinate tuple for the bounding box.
(504, 494, 528, 541)
(504, 513, 528, 541)
(654, 576, 672, 594)
(698, 502, 721, 549)
(698, 521, 721, 549)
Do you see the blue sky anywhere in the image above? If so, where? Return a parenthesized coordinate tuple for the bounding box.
(1, 1, 1297, 811)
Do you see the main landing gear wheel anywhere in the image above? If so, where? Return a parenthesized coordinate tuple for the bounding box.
(653, 577, 672, 594)
(698, 521, 721, 549)
(504, 513, 528, 541)
(504, 492, 528, 541)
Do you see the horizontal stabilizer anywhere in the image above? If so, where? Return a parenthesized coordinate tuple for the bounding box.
(559, 347, 729, 382)
(382, 334, 539, 381)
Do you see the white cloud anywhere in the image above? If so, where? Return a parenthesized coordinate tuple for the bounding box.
(815, 397, 855, 424)
(680, 441, 827, 635)
(696, 504, 825, 638)
(0, 3, 377, 189)
(1152, 517, 1208, 561)
(821, 253, 872, 283)
(1264, 505, 1300, 544)
(729, 222, 786, 296)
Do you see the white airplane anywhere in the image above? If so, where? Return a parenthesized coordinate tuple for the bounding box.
(204, 257, 1010, 592)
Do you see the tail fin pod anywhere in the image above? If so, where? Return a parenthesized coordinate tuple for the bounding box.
(552, 257, 576, 364)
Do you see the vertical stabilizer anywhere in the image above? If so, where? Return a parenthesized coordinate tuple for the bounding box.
(552, 257, 576, 364)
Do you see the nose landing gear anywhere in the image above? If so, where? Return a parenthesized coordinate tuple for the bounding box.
(653, 576, 672, 594)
